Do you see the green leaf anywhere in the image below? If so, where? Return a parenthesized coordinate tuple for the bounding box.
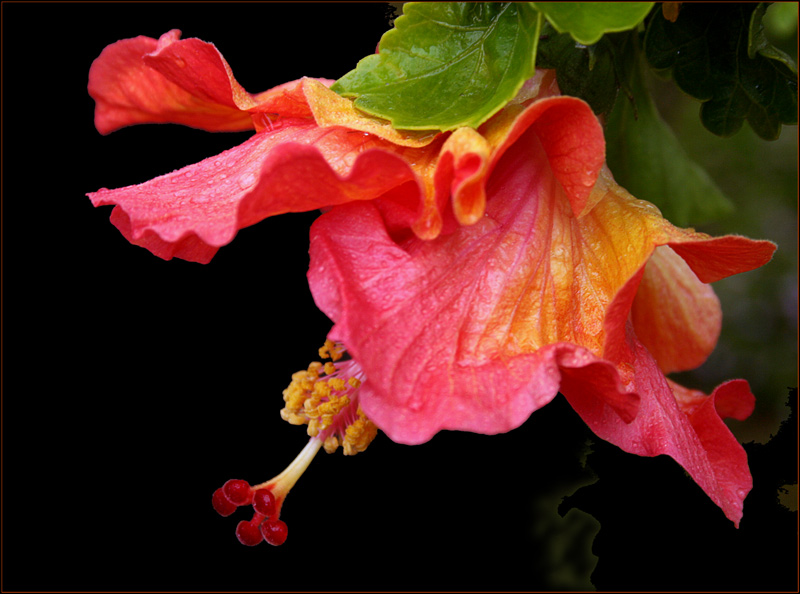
(644, 3, 798, 140)
(532, 2, 654, 45)
(748, 3, 797, 72)
(605, 55, 733, 227)
(332, 2, 542, 131)
(536, 23, 630, 115)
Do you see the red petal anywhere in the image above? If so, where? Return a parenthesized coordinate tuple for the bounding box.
(378, 91, 606, 241)
(562, 327, 754, 527)
(670, 236, 778, 284)
(483, 96, 606, 218)
(669, 378, 755, 422)
(88, 30, 258, 134)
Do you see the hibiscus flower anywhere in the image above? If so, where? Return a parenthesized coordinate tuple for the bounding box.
(87, 30, 776, 545)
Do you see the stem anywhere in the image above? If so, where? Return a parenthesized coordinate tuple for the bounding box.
(254, 437, 323, 497)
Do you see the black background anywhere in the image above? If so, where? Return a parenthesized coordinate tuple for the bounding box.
(2, 2, 797, 591)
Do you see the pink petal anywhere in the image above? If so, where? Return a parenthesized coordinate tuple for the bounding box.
(307, 96, 774, 525)
(307, 173, 650, 444)
(307, 108, 620, 443)
(310, 195, 757, 523)
(308, 102, 772, 444)
(108, 206, 218, 264)
(88, 122, 420, 262)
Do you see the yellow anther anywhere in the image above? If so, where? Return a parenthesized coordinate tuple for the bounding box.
(279, 409, 307, 426)
(318, 394, 349, 418)
(342, 407, 379, 456)
(328, 377, 346, 392)
(303, 396, 320, 413)
(280, 343, 377, 455)
(323, 435, 340, 454)
(313, 381, 331, 399)
(319, 340, 344, 362)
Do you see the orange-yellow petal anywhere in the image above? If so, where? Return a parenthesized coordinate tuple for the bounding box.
(631, 245, 721, 374)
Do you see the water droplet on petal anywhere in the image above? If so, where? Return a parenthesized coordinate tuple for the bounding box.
(175, 57, 187, 68)
(238, 172, 257, 190)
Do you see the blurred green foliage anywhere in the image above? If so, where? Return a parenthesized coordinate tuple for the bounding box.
(605, 38, 735, 227)
(644, 3, 797, 140)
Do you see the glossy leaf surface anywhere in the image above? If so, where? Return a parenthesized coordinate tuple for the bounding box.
(333, 2, 542, 131)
